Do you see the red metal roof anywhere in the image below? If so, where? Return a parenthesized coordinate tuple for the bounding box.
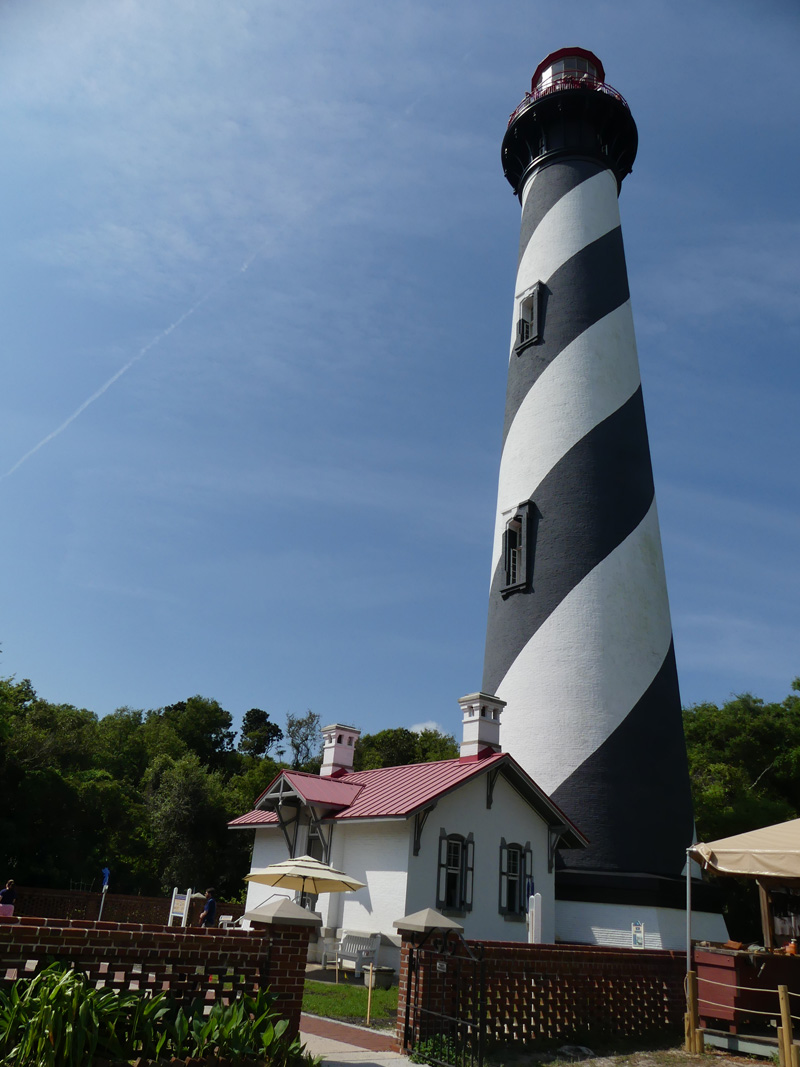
(228, 753, 586, 847)
(229, 808, 277, 828)
(280, 771, 363, 808)
(331, 754, 505, 818)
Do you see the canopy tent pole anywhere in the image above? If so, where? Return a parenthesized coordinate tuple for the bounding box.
(691, 849, 695, 977)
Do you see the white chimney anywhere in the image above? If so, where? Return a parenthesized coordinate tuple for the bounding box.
(458, 692, 505, 759)
(320, 723, 361, 777)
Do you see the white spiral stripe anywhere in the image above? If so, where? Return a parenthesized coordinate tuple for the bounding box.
(507, 169, 621, 357)
(496, 500, 674, 795)
(491, 301, 641, 576)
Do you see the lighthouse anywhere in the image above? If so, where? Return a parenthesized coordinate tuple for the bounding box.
(483, 49, 724, 946)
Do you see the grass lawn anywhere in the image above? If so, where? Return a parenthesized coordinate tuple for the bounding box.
(302, 979, 398, 1027)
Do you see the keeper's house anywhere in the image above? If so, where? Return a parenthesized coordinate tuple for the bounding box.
(229, 695, 586, 969)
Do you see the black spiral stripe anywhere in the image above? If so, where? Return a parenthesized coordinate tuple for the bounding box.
(553, 640, 694, 878)
(483, 386, 654, 694)
(502, 225, 630, 447)
(514, 159, 601, 267)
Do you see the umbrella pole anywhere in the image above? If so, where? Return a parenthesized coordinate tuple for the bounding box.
(686, 848, 692, 976)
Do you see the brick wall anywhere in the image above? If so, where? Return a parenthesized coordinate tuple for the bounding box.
(11, 886, 245, 927)
(397, 935, 686, 1052)
(0, 916, 312, 1037)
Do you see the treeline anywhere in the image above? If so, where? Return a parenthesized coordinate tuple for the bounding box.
(683, 678, 800, 939)
(683, 678, 800, 841)
(3, 671, 798, 921)
(0, 677, 457, 900)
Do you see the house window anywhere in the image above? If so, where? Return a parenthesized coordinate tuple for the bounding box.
(437, 831, 474, 913)
(515, 283, 543, 353)
(502, 501, 533, 596)
(499, 839, 532, 918)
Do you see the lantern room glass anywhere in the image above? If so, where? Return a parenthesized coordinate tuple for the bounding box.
(536, 55, 598, 90)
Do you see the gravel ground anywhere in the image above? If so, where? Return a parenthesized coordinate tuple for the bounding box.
(488, 1043, 770, 1067)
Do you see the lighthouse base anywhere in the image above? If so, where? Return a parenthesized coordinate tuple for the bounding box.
(555, 870, 728, 950)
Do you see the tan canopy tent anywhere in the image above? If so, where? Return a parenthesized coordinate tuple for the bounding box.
(689, 819, 800, 881)
(688, 818, 800, 952)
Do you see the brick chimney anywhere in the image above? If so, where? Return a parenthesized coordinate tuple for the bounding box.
(320, 723, 361, 777)
(458, 692, 505, 759)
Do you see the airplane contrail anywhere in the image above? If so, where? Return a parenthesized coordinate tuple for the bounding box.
(2, 249, 261, 481)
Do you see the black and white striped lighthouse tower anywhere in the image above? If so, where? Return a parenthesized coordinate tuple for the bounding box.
(483, 49, 723, 947)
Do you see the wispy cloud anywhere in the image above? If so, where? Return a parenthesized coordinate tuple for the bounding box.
(410, 720, 449, 734)
(1, 247, 266, 479)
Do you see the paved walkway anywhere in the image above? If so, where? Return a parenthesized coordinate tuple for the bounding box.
(299, 1013, 410, 1067)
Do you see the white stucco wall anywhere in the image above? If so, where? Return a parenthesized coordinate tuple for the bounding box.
(556, 899, 728, 949)
(324, 820, 409, 931)
(244, 829, 296, 912)
(407, 773, 555, 943)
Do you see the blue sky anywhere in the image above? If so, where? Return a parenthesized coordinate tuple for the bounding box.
(1, 0, 798, 743)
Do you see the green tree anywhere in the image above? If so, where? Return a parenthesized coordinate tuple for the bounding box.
(683, 679, 800, 941)
(159, 696, 236, 771)
(144, 752, 235, 894)
(354, 728, 417, 770)
(683, 681, 800, 842)
(238, 708, 283, 758)
(286, 710, 321, 770)
(353, 726, 459, 770)
(414, 728, 459, 763)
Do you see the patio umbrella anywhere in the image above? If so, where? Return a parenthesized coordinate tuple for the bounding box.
(244, 855, 366, 896)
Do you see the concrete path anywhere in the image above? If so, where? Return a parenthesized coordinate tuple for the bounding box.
(299, 1013, 411, 1067)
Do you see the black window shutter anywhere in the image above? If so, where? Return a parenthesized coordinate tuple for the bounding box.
(463, 835, 475, 911)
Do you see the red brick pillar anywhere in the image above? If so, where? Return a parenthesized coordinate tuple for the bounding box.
(394, 920, 465, 1054)
(396, 934, 414, 1051)
(251, 920, 315, 1037)
(246, 899, 321, 1039)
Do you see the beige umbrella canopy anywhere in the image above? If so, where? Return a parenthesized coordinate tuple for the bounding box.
(687, 818, 800, 952)
(245, 855, 366, 896)
(688, 818, 800, 882)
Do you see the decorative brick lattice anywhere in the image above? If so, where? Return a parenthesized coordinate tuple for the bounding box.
(0, 917, 312, 1037)
(397, 938, 685, 1053)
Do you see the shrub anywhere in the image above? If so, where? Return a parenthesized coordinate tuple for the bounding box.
(409, 1032, 460, 1066)
(0, 963, 317, 1066)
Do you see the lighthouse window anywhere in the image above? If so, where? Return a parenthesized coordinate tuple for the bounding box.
(506, 523, 520, 584)
(499, 839, 533, 918)
(436, 830, 474, 914)
(502, 501, 532, 596)
(515, 282, 542, 353)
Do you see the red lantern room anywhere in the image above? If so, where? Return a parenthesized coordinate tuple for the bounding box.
(531, 47, 605, 92)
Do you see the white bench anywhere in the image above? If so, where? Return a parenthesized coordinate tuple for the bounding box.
(323, 930, 381, 978)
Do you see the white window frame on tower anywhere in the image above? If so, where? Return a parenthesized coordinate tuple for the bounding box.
(501, 500, 533, 597)
(515, 282, 543, 353)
